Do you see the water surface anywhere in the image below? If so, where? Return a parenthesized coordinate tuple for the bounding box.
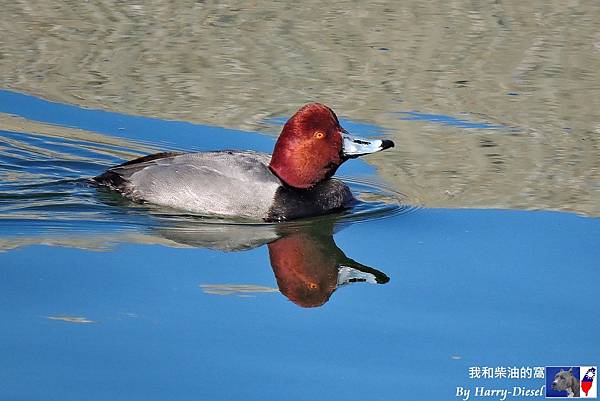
(1, 2, 599, 400)
(1, 90, 598, 401)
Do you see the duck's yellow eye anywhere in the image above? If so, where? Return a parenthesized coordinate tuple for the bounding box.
(314, 131, 325, 139)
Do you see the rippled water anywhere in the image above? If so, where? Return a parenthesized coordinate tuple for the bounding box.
(1, 2, 600, 400)
(0, 90, 409, 251)
(2, 0, 600, 215)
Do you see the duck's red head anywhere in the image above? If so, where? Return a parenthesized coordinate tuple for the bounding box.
(269, 103, 394, 189)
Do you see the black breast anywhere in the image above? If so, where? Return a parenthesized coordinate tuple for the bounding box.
(266, 179, 355, 222)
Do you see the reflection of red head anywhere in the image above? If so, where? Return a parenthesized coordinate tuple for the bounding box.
(267, 231, 338, 308)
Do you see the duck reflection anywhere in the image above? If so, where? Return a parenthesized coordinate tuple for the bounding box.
(0, 199, 390, 308)
(267, 222, 388, 307)
(155, 217, 389, 308)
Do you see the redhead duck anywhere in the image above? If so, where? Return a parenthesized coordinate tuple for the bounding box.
(94, 103, 394, 221)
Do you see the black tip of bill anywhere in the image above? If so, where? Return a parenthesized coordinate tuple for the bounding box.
(381, 139, 395, 150)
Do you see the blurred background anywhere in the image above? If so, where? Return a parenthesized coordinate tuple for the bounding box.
(2, 0, 599, 215)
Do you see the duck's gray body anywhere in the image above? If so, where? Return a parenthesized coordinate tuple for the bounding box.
(94, 151, 354, 222)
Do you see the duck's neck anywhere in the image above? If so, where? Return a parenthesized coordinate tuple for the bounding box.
(269, 163, 314, 189)
(269, 142, 341, 189)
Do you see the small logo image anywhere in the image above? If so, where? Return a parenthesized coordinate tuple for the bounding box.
(545, 366, 597, 398)
(581, 367, 597, 398)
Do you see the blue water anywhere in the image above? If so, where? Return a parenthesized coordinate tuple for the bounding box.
(1, 90, 599, 401)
